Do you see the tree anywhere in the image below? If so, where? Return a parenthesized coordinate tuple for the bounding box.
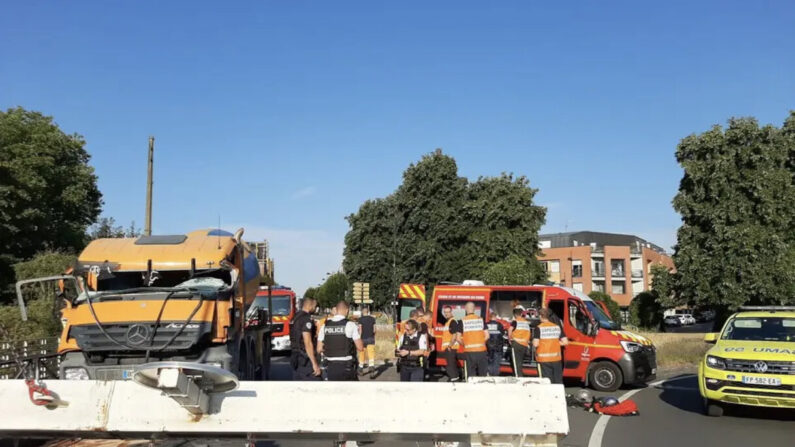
(316, 272, 349, 309)
(482, 255, 544, 286)
(0, 251, 76, 340)
(649, 264, 677, 308)
(343, 149, 547, 307)
(672, 114, 795, 318)
(0, 107, 102, 302)
(588, 291, 622, 322)
(303, 287, 318, 300)
(628, 291, 664, 330)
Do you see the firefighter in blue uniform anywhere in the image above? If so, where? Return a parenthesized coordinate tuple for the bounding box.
(485, 309, 506, 376)
(289, 297, 321, 380)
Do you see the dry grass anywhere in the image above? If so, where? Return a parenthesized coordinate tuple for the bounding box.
(638, 331, 710, 368)
(374, 324, 397, 362)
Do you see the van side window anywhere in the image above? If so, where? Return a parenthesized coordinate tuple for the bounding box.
(490, 290, 543, 320)
(568, 300, 589, 334)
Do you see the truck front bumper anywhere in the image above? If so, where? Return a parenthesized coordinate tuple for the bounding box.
(699, 363, 795, 408)
(617, 348, 657, 385)
(272, 335, 291, 351)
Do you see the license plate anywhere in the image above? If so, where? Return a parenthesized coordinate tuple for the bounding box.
(742, 376, 781, 386)
(122, 370, 133, 380)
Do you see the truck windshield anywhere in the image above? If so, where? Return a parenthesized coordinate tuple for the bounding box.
(397, 298, 423, 322)
(252, 295, 292, 316)
(584, 301, 621, 330)
(436, 300, 486, 325)
(722, 317, 795, 342)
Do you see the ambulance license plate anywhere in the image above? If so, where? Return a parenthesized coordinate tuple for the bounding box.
(742, 376, 780, 386)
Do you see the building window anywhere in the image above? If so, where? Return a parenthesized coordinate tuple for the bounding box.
(612, 281, 626, 295)
(592, 259, 605, 277)
(573, 282, 583, 292)
(611, 259, 625, 277)
(548, 260, 560, 273)
(592, 281, 605, 293)
(539, 240, 551, 249)
(572, 260, 583, 278)
(540, 261, 548, 272)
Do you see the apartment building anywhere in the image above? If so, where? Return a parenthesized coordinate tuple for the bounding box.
(537, 231, 674, 309)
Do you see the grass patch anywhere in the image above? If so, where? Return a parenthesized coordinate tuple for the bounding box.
(374, 324, 396, 362)
(639, 331, 710, 368)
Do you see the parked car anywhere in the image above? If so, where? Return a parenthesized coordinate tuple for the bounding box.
(681, 314, 696, 325)
(695, 310, 715, 323)
(664, 315, 682, 327)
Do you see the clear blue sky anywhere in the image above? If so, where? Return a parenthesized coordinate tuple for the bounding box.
(2, 2, 793, 294)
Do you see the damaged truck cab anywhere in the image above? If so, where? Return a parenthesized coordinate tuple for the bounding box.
(16, 229, 272, 381)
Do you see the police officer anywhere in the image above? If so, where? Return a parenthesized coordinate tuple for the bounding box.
(458, 301, 490, 379)
(440, 305, 461, 382)
(317, 301, 364, 381)
(397, 319, 427, 381)
(485, 309, 506, 377)
(508, 306, 531, 377)
(289, 297, 321, 380)
(532, 308, 569, 384)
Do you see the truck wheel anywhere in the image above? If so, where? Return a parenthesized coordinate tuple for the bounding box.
(261, 334, 272, 380)
(236, 344, 248, 380)
(704, 399, 724, 417)
(589, 361, 623, 392)
(247, 342, 257, 380)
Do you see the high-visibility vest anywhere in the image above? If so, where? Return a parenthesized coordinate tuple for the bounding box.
(461, 314, 487, 353)
(536, 321, 563, 363)
(441, 319, 457, 350)
(512, 316, 531, 347)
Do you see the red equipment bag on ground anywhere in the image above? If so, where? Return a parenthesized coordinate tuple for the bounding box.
(593, 399, 639, 416)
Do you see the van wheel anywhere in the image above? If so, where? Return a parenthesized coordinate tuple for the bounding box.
(236, 344, 248, 380)
(705, 399, 724, 417)
(589, 361, 622, 392)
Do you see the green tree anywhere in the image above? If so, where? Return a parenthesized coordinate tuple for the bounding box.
(316, 272, 349, 309)
(0, 251, 75, 340)
(343, 149, 547, 307)
(303, 287, 318, 300)
(482, 255, 544, 286)
(588, 291, 622, 322)
(649, 264, 677, 308)
(0, 108, 102, 301)
(628, 291, 664, 330)
(672, 114, 795, 319)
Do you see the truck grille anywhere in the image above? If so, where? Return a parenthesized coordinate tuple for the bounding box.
(272, 323, 285, 333)
(70, 322, 209, 352)
(725, 359, 795, 375)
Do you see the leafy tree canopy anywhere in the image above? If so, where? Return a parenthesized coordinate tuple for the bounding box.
(482, 255, 544, 286)
(0, 107, 102, 302)
(316, 272, 349, 310)
(344, 149, 546, 307)
(628, 291, 663, 330)
(672, 113, 795, 314)
(88, 217, 141, 239)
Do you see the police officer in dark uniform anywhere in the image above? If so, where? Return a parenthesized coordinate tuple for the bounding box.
(317, 301, 364, 381)
(485, 309, 506, 376)
(289, 297, 321, 380)
(397, 319, 427, 381)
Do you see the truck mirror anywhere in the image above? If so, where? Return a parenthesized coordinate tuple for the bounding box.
(703, 332, 718, 344)
(15, 275, 81, 322)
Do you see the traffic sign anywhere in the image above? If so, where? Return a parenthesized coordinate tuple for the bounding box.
(353, 281, 370, 303)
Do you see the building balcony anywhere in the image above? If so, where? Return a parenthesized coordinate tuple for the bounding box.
(611, 270, 625, 278)
(591, 268, 605, 278)
(631, 269, 643, 280)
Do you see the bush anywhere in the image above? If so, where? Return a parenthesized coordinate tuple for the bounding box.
(0, 252, 75, 340)
(588, 291, 622, 322)
(629, 291, 664, 329)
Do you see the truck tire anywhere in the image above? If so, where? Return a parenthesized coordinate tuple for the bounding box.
(236, 344, 248, 380)
(589, 361, 623, 392)
(704, 398, 724, 417)
(260, 334, 272, 380)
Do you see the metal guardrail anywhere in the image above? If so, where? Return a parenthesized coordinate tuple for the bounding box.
(0, 337, 60, 380)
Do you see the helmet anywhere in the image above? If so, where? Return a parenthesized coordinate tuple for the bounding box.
(575, 389, 593, 404)
(598, 396, 619, 407)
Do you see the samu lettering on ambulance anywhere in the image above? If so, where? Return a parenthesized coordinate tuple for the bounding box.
(723, 347, 795, 355)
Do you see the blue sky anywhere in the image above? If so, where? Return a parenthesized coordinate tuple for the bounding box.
(2, 2, 793, 295)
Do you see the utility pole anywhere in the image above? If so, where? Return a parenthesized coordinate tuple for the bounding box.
(144, 136, 154, 236)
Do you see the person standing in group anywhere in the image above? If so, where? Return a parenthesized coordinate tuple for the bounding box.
(396, 319, 427, 382)
(289, 297, 321, 380)
(414, 308, 434, 379)
(459, 301, 490, 380)
(317, 301, 364, 381)
(532, 308, 569, 384)
(485, 309, 506, 377)
(508, 306, 532, 377)
(439, 305, 461, 382)
(357, 306, 377, 375)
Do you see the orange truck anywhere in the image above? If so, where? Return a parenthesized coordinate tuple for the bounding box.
(252, 285, 296, 351)
(411, 281, 656, 391)
(16, 229, 273, 381)
(394, 283, 427, 345)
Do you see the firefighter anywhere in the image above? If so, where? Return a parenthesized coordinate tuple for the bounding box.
(508, 306, 531, 377)
(317, 301, 364, 381)
(459, 301, 490, 379)
(397, 319, 427, 382)
(357, 306, 377, 374)
(440, 305, 461, 382)
(289, 297, 321, 380)
(532, 308, 569, 384)
(485, 309, 506, 377)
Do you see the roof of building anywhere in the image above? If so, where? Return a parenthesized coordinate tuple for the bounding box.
(539, 231, 668, 254)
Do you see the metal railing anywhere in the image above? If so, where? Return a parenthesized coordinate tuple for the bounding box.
(0, 337, 60, 380)
(631, 269, 643, 278)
